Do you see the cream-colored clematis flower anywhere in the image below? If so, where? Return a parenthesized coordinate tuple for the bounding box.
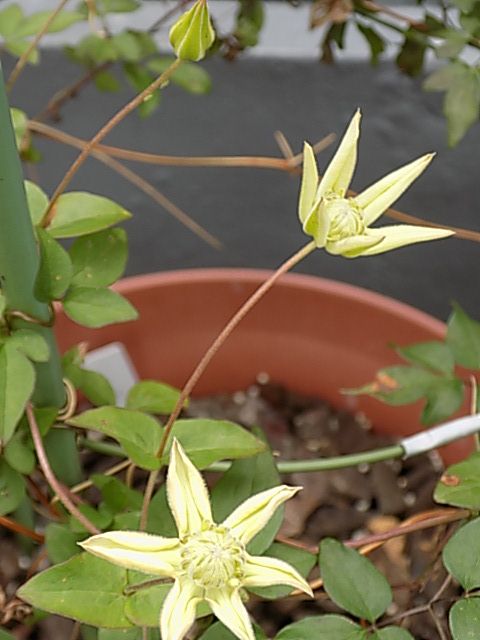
(298, 110, 454, 257)
(80, 439, 312, 640)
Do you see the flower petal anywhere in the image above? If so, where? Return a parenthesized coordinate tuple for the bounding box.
(223, 485, 300, 545)
(79, 531, 180, 576)
(359, 224, 454, 256)
(355, 154, 434, 225)
(206, 588, 255, 640)
(326, 233, 384, 257)
(298, 142, 319, 224)
(243, 553, 313, 596)
(303, 199, 329, 247)
(317, 109, 360, 199)
(167, 438, 213, 537)
(160, 578, 201, 640)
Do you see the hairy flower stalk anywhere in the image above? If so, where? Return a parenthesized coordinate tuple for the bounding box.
(298, 110, 454, 257)
(81, 440, 312, 640)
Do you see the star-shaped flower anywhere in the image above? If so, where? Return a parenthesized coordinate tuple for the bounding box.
(80, 439, 312, 640)
(298, 110, 454, 257)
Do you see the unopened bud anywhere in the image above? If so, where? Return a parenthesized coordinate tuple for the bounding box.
(169, 0, 215, 62)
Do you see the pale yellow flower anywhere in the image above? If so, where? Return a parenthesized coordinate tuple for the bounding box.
(299, 110, 454, 257)
(80, 439, 312, 640)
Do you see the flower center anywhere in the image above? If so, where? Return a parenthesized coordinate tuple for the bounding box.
(321, 195, 364, 241)
(180, 524, 245, 589)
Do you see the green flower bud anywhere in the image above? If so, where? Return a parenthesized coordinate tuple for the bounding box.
(169, 0, 215, 62)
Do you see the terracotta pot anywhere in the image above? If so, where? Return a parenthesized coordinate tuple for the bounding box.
(55, 269, 471, 465)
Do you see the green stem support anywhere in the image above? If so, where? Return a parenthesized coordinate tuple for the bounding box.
(0, 65, 65, 407)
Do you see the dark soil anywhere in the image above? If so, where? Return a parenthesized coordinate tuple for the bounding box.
(1, 378, 459, 639)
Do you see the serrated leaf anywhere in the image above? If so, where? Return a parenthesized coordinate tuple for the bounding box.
(6, 329, 49, 362)
(35, 227, 73, 301)
(319, 539, 392, 622)
(434, 452, 480, 508)
(211, 427, 281, 554)
(275, 615, 364, 640)
(163, 419, 266, 469)
(0, 459, 26, 516)
(45, 523, 84, 564)
(248, 542, 316, 599)
(449, 597, 480, 639)
(443, 517, 480, 589)
(70, 228, 127, 287)
(447, 303, 480, 368)
(397, 340, 454, 375)
(126, 380, 183, 414)
(18, 553, 133, 628)
(63, 287, 137, 328)
(25, 180, 49, 226)
(0, 343, 35, 446)
(68, 407, 162, 470)
(47, 192, 131, 238)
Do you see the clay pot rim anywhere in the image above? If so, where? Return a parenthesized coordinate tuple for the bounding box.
(115, 267, 445, 337)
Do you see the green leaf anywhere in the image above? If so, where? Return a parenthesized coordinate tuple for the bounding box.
(63, 287, 138, 328)
(14, 10, 84, 38)
(356, 24, 384, 65)
(200, 622, 266, 640)
(123, 575, 171, 627)
(6, 329, 49, 362)
(345, 365, 439, 405)
(275, 615, 364, 640)
(92, 474, 142, 513)
(68, 407, 162, 470)
(447, 303, 480, 368)
(44, 428, 83, 485)
(0, 459, 26, 516)
(421, 377, 464, 425)
(444, 66, 480, 146)
(25, 180, 49, 226)
(70, 228, 127, 288)
(443, 517, 480, 589)
(47, 192, 131, 238)
(147, 485, 177, 537)
(98, 629, 142, 640)
(424, 62, 464, 92)
(68, 35, 119, 65)
(94, 0, 140, 13)
(371, 629, 415, 640)
(112, 31, 143, 62)
(126, 380, 183, 414)
(396, 29, 427, 76)
(94, 70, 121, 93)
(0, 5, 24, 38)
(449, 597, 480, 639)
(235, 0, 264, 47)
(35, 227, 73, 300)
(249, 542, 316, 599)
(397, 340, 454, 375)
(436, 30, 469, 58)
(4, 429, 35, 474)
(62, 345, 116, 406)
(5, 39, 39, 64)
(18, 553, 133, 628)
(123, 63, 160, 118)
(211, 427, 281, 554)
(45, 523, 84, 564)
(69, 503, 113, 533)
(319, 539, 392, 622)
(147, 57, 212, 94)
(11, 107, 28, 150)
(0, 630, 16, 640)
(434, 452, 480, 508)
(0, 343, 35, 446)
(164, 419, 266, 469)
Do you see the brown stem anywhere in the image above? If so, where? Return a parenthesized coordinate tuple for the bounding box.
(6, 0, 70, 92)
(0, 515, 44, 543)
(40, 58, 182, 227)
(26, 404, 100, 534)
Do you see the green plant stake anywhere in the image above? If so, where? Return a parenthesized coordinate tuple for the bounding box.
(0, 64, 64, 407)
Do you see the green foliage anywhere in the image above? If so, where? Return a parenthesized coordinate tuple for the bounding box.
(449, 598, 480, 639)
(35, 228, 73, 301)
(234, 0, 264, 48)
(44, 428, 83, 485)
(275, 615, 364, 640)
(147, 58, 212, 94)
(446, 303, 480, 368)
(69, 228, 128, 288)
(435, 452, 480, 508)
(63, 287, 138, 328)
(0, 458, 26, 515)
(45, 523, 85, 564)
(319, 539, 392, 622)
(126, 380, 183, 414)
(356, 24, 385, 65)
(62, 345, 116, 407)
(396, 28, 427, 76)
(200, 622, 266, 640)
(0, 343, 35, 446)
(5, 329, 49, 362)
(443, 517, 480, 589)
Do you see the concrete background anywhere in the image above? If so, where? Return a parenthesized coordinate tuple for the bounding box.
(3, 4, 480, 322)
